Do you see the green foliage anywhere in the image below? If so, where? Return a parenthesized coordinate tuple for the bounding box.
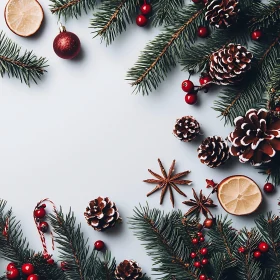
(0, 32, 48, 86)
(49, 0, 96, 19)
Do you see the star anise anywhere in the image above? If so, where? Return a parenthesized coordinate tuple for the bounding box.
(183, 188, 217, 218)
(144, 159, 192, 207)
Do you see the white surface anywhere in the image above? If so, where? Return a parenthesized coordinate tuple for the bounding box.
(0, 1, 277, 278)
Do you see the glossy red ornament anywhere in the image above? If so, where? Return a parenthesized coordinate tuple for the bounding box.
(238, 247, 246, 253)
(140, 3, 152, 15)
(34, 207, 46, 219)
(194, 261, 201, 268)
(190, 252, 197, 259)
(258, 241, 270, 253)
(263, 183, 274, 193)
(94, 240, 105, 251)
(192, 238, 199, 245)
(53, 25, 81, 59)
(203, 218, 214, 229)
(182, 80, 194, 92)
(199, 76, 212, 87)
(39, 221, 49, 233)
(199, 236, 205, 243)
(251, 30, 263, 41)
(185, 93, 198, 105)
(201, 258, 209, 265)
(253, 250, 262, 259)
(200, 248, 208, 255)
(197, 26, 209, 38)
(47, 258, 54, 265)
(136, 14, 148, 27)
(6, 268, 19, 279)
(7, 263, 17, 271)
(21, 263, 35, 275)
(27, 275, 39, 280)
(199, 275, 207, 280)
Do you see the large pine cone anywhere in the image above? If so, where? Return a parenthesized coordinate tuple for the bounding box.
(173, 116, 200, 142)
(115, 260, 143, 280)
(198, 136, 230, 168)
(84, 197, 121, 231)
(205, 0, 239, 28)
(209, 43, 252, 85)
(228, 109, 280, 166)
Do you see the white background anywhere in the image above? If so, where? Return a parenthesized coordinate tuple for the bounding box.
(0, 0, 277, 278)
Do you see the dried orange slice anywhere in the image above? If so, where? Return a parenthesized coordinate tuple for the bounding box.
(5, 0, 44, 37)
(217, 175, 262, 216)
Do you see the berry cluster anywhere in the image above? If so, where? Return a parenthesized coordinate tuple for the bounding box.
(238, 241, 270, 260)
(136, 1, 152, 27)
(6, 263, 39, 280)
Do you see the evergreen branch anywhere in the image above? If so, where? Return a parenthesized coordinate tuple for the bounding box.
(0, 32, 48, 86)
(127, 5, 206, 95)
(49, 0, 96, 19)
(90, 0, 139, 45)
(95, 251, 116, 280)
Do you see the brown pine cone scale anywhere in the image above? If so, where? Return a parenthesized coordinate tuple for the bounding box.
(115, 260, 143, 280)
(173, 116, 200, 142)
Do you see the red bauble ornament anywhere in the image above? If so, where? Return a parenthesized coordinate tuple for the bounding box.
(136, 14, 148, 27)
(27, 275, 39, 280)
(201, 258, 209, 265)
(47, 258, 54, 265)
(140, 3, 152, 15)
(194, 261, 201, 268)
(253, 250, 262, 259)
(200, 248, 208, 255)
(7, 268, 19, 280)
(199, 236, 205, 243)
(7, 263, 16, 271)
(199, 275, 207, 280)
(39, 221, 49, 233)
(197, 26, 209, 38)
(258, 241, 270, 253)
(192, 238, 199, 245)
(22, 263, 35, 275)
(34, 207, 46, 219)
(203, 218, 214, 229)
(185, 93, 198, 105)
(238, 247, 246, 253)
(199, 76, 212, 87)
(94, 240, 105, 251)
(182, 80, 194, 92)
(53, 25, 81, 60)
(251, 30, 263, 41)
(263, 183, 275, 193)
(190, 252, 197, 259)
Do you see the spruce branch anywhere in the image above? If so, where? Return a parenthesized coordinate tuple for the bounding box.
(49, 0, 96, 19)
(0, 32, 47, 86)
(95, 251, 116, 280)
(127, 5, 206, 95)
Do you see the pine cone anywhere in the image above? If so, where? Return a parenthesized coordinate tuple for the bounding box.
(205, 0, 239, 28)
(209, 43, 252, 85)
(84, 197, 121, 231)
(228, 108, 280, 166)
(115, 260, 143, 280)
(173, 116, 200, 142)
(198, 136, 230, 168)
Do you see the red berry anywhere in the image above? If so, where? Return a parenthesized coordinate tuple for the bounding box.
(197, 26, 209, 38)
(192, 238, 199, 245)
(238, 247, 246, 253)
(275, 106, 280, 112)
(190, 252, 197, 259)
(203, 218, 214, 229)
(199, 76, 212, 87)
(258, 241, 270, 253)
(199, 275, 207, 280)
(47, 258, 54, 265)
(39, 221, 49, 233)
(263, 183, 274, 193)
(251, 30, 263, 41)
(197, 232, 203, 237)
(41, 204, 46, 208)
(7, 263, 17, 271)
(140, 3, 152, 15)
(199, 236, 205, 243)
(21, 263, 35, 275)
(200, 248, 208, 255)
(34, 208, 46, 219)
(194, 261, 201, 268)
(61, 261, 68, 271)
(136, 14, 148, 27)
(182, 80, 194, 92)
(201, 258, 209, 265)
(27, 275, 39, 280)
(94, 240, 105, 251)
(7, 268, 19, 280)
(253, 250, 262, 259)
(185, 93, 198, 105)
(192, 0, 201, 3)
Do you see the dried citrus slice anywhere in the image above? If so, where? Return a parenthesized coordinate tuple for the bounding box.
(5, 0, 44, 37)
(217, 175, 262, 216)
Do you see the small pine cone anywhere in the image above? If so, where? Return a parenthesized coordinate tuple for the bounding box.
(115, 260, 143, 280)
(205, 0, 239, 28)
(198, 136, 230, 168)
(173, 116, 200, 142)
(84, 197, 121, 231)
(209, 44, 252, 85)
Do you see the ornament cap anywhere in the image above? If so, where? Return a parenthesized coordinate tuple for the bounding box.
(59, 22, 66, 33)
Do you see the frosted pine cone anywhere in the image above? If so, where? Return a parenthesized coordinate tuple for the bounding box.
(205, 0, 239, 28)
(198, 136, 230, 168)
(115, 260, 143, 280)
(228, 109, 280, 166)
(209, 43, 252, 85)
(84, 197, 121, 231)
(173, 116, 200, 142)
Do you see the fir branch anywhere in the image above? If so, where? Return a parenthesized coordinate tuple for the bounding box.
(49, 0, 96, 19)
(95, 251, 116, 280)
(90, 0, 139, 45)
(127, 5, 206, 95)
(0, 32, 47, 86)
